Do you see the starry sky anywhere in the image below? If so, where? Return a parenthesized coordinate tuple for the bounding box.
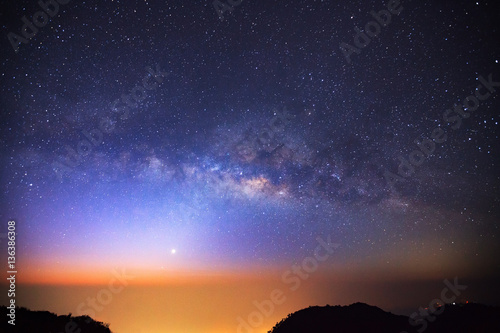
(1, 0, 500, 332)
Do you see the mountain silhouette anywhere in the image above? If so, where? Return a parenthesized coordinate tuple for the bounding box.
(2, 302, 499, 333)
(0, 306, 112, 333)
(268, 302, 500, 333)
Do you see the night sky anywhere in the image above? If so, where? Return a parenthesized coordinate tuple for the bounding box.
(1, 0, 500, 332)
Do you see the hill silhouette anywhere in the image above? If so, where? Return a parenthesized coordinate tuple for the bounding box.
(2, 302, 499, 332)
(0, 306, 112, 333)
(268, 302, 500, 333)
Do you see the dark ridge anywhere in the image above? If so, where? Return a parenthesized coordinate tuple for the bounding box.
(3, 302, 500, 333)
(268, 302, 500, 333)
(0, 306, 112, 333)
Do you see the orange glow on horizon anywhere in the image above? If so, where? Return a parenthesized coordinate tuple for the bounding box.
(18, 264, 287, 286)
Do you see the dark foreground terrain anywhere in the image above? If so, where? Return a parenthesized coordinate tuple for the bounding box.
(0, 305, 111, 333)
(2, 302, 499, 333)
(268, 302, 500, 333)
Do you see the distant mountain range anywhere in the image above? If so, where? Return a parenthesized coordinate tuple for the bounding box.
(0, 306, 111, 333)
(268, 302, 500, 333)
(2, 302, 499, 333)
